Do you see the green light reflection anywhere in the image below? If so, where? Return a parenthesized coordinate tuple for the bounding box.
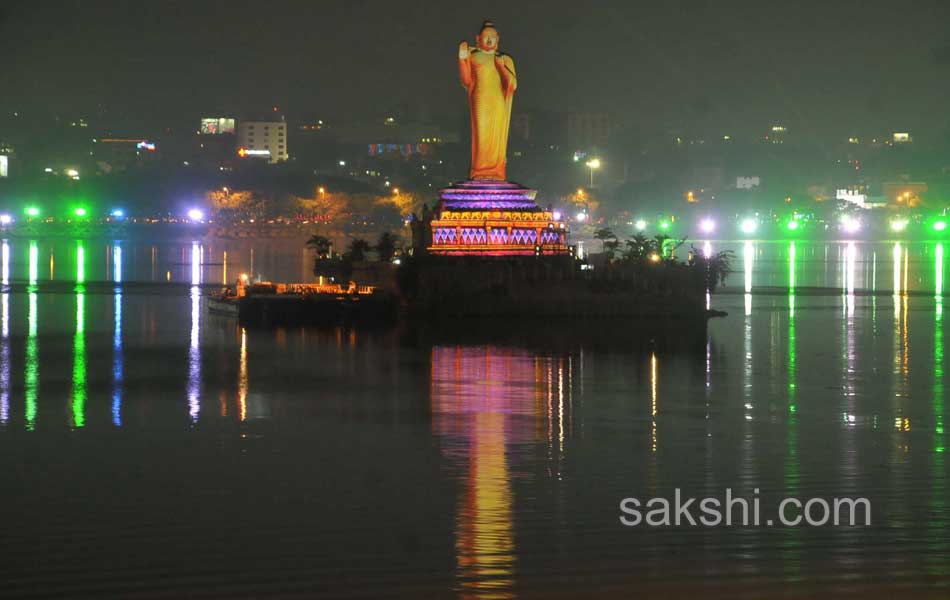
(76, 242, 85, 283)
(71, 245, 86, 429)
(931, 243, 946, 570)
(784, 240, 801, 575)
(29, 241, 38, 285)
(25, 292, 38, 430)
(936, 243, 945, 454)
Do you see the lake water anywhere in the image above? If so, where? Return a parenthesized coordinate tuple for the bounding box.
(0, 237, 948, 597)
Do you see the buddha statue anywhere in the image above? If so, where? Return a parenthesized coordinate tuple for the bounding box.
(458, 21, 517, 181)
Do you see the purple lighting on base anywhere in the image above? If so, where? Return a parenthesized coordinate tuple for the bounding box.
(437, 180, 542, 212)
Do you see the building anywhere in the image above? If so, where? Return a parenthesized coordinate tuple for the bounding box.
(91, 138, 159, 173)
(766, 124, 787, 144)
(197, 117, 237, 169)
(0, 144, 12, 178)
(892, 132, 912, 144)
(237, 117, 288, 164)
(566, 112, 611, 150)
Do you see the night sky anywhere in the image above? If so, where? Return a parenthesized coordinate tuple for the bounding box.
(2, 0, 949, 138)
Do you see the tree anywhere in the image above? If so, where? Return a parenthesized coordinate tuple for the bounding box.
(623, 233, 650, 262)
(690, 246, 734, 292)
(650, 234, 685, 261)
(594, 228, 616, 254)
(294, 189, 348, 223)
(375, 231, 399, 262)
(306, 235, 333, 259)
(345, 238, 371, 262)
(206, 189, 257, 219)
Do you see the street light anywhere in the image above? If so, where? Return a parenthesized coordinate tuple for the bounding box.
(585, 158, 601, 187)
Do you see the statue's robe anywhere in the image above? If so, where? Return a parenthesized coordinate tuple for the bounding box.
(463, 50, 516, 181)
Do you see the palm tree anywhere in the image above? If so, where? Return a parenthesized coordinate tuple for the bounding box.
(594, 228, 616, 254)
(652, 235, 685, 260)
(623, 233, 650, 262)
(345, 238, 371, 262)
(306, 235, 332, 259)
(375, 231, 399, 262)
(691, 247, 734, 292)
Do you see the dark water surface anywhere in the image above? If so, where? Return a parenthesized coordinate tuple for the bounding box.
(1, 238, 949, 597)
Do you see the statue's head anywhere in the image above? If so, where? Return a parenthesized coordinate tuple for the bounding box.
(476, 20, 499, 52)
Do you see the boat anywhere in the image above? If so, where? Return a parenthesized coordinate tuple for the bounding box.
(208, 287, 240, 317)
(205, 275, 393, 324)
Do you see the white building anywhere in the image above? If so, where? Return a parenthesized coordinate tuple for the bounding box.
(237, 119, 288, 164)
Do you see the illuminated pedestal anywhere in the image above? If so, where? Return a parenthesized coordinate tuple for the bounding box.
(428, 180, 568, 256)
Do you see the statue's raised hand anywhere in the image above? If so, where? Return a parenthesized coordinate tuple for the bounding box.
(458, 41, 470, 59)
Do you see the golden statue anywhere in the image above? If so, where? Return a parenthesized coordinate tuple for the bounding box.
(458, 21, 517, 181)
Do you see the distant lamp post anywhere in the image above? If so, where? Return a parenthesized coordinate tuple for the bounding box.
(585, 158, 601, 187)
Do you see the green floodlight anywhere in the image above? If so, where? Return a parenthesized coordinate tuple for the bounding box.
(74, 207, 87, 217)
(25, 206, 41, 217)
(934, 220, 948, 232)
(659, 220, 671, 231)
(786, 219, 800, 231)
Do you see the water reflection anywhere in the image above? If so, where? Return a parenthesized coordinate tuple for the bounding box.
(238, 327, 248, 421)
(844, 242, 856, 315)
(71, 243, 86, 429)
(931, 245, 947, 569)
(784, 241, 801, 576)
(743, 242, 754, 422)
(432, 346, 571, 599)
(935, 244, 945, 456)
(1, 240, 8, 425)
(25, 290, 38, 430)
(188, 243, 201, 422)
(29, 240, 38, 285)
(113, 244, 124, 427)
(743, 241, 754, 316)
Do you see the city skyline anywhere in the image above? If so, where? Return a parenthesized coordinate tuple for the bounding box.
(2, 1, 950, 139)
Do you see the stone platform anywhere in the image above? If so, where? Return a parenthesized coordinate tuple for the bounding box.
(427, 180, 568, 256)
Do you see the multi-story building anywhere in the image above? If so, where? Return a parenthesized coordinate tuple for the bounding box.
(566, 112, 611, 150)
(0, 144, 12, 178)
(237, 117, 288, 164)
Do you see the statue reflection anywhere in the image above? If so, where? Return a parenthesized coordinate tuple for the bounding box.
(431, 345, 571, 599)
